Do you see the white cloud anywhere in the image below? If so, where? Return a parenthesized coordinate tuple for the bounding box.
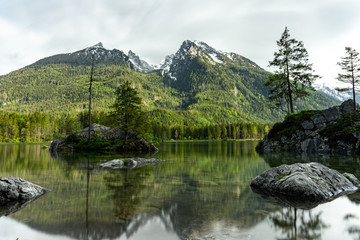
(0, 17, 50, 74)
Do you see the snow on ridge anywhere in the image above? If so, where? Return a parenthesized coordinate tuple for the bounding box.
(314, 83, 351, 102)
(208, 53, 223, 64)
(225, 52, 235, 61)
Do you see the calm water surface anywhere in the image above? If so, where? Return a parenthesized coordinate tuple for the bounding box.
(0, 142, 360, 240)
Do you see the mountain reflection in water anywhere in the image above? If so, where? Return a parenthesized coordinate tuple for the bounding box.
(0, 142, 359, 239)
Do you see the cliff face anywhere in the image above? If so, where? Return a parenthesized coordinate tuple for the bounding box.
(257, 100, 360, 155)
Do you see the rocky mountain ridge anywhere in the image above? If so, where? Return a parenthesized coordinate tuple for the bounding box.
(31, 40, 262, 76)
(33, 42, 130, 66)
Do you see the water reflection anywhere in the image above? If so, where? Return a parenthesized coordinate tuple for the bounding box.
(0, 142, 360, 239)
(269, 207, 327, 240)
(104, 170, 151, 222)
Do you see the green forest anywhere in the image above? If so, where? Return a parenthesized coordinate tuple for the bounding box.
(0, 111, 271, 143)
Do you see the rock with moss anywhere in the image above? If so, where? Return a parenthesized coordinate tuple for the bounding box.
(257, 100, 360, 155)
(49, 124, 158, 153)
(251, 162, 360, 209)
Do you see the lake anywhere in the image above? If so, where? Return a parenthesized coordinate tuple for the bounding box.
(1, 141, 360, 240)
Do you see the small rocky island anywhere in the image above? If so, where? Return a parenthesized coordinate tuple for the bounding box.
(49, 124, 158, 153)
(257, 100, 360, 155)
(251, 162, 360, 209)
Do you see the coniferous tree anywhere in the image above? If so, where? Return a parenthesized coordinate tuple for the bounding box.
(336, 47, 360, 111)
(110, 81, 148, 143)
(266, 27, 320, 113)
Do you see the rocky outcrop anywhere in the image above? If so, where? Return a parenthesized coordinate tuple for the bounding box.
(49, 124, 158, 153)
(258, 100, 360, 155)
(99, 158, 162, 170)
(0, 177, 49, 216)
(251, 162, 360, 209)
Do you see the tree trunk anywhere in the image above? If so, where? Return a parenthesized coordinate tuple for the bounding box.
(88, 55, 95, 141)
(352, 67, 357, 111)
(286, 58, 294, 113)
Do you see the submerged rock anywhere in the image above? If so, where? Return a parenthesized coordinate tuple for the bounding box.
(99, 159, 124, 169)
(0, 177, 49, 216)
(124, 157, 162, 169)
(250, 162, 360, 209)
(99, 157, 162, 170)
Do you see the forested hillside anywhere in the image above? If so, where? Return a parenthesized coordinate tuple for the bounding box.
(0, 41, 340, 142)
(0, 41, 338, 124)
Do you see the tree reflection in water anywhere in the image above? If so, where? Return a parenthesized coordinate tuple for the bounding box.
(104, 169, 151, 222)
(345, 191, 360, 240)
(103, 168, 178, 239)
(269, 207, 327, 240)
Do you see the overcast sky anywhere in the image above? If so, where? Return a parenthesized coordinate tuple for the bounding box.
(1, 0, 360, 86)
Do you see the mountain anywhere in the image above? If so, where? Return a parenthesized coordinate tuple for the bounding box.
(127, 50, 155, 73)
(314, 83, 354, 103)
(33, 42, 130, 66)
(0, 41, 338, 124)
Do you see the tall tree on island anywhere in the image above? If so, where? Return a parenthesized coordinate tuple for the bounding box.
(336, 47, 360, 111)
(110, 80, 148, 144)
(88, 54, 95, 141)
(266, 27, 320, 113)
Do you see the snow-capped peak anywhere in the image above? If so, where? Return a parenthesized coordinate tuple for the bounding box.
(127, 50, 155, 73)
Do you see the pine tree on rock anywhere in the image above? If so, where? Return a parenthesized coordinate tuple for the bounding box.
(110, 80, 148, 144)
(266, 27, 320, 113)
(336, 47, 360, 111)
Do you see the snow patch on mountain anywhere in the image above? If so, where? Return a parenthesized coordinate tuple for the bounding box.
(127, 50, 154, 73)
(314, 83, 351, 103)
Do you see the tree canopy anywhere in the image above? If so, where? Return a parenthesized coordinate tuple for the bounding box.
(336, 47, 360, 111)
(110, 80, 149, 143)
(266, 27, 320, 113)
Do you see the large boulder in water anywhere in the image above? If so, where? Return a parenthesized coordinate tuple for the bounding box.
(250, 162, 360, 209)
(0, 177, 49, 202)
(0, 177, 49, 216)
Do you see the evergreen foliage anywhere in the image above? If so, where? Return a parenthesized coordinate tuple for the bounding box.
(267, 27, 320, 113)
(110, 80, 149, 142)
(336, 47, 360, 111)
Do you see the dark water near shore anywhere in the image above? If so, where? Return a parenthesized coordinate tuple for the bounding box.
(1, 142, 360, 240)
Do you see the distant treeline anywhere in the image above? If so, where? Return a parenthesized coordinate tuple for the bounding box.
(151, 122, 270, 140)
(0, 111, 271, 143)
